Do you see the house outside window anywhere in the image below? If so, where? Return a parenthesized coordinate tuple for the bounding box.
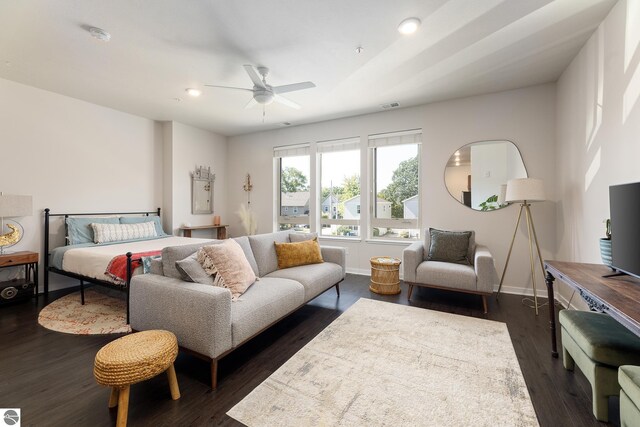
(275, 144, 310, 232)
(369, 129, 421, 240)
(318, 137, 361, 238)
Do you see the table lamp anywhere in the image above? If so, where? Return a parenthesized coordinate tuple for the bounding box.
(0, 193, 33, 254)
(495, 178, 546, 314)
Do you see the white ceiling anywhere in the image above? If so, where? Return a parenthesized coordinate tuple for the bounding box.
(0, 0, 617, 136)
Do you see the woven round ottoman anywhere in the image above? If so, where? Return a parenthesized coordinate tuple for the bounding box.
(94, 330, 180, 427)
(370, 256, 402, 295)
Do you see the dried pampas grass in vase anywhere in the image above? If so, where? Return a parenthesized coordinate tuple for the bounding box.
(236, 204, 257, 235)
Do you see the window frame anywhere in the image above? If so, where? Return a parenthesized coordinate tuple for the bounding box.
(317, 138, 361, 239)
(368, 130, 422, 240)
(275, 148, 311, 230)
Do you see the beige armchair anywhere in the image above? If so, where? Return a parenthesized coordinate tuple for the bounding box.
(402, 230, 498, 313)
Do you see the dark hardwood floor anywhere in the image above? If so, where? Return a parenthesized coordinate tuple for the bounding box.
(0, 274, 616, 426)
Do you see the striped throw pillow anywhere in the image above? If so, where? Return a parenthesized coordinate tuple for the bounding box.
(91, 221, 157, 244)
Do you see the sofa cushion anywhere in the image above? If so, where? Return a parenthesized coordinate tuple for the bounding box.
(275, 238, 323, 269)
(289, 232, 318, 242)
(427, 228, 472, 265)
(175, 252, 215, 286)
(162, 241, 219, 279)
(233, 236, 260, 277)
(424, 229, 475, 265)
(266, 262, 343, 301)
(248, 231, 291, 277)
(198, 240, 257, 301)
(231, 277, 305, 347)
(415, 261, 477, 292)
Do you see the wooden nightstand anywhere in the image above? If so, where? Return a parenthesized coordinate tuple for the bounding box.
(0, 251, 39, 302)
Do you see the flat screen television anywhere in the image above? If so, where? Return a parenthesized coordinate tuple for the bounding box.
(610, 182, 640, 279)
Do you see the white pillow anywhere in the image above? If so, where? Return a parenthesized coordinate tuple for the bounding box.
(90, 221, 157, 244)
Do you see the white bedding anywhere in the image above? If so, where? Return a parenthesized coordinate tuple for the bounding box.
(61, 236, 211, 283)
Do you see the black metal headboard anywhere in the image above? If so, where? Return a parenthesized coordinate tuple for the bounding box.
(43, 207, 161, 292)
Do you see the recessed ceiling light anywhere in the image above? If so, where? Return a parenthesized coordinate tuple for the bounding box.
(355, 46, 364, 54)
(398, 17, 421, 35)
(455, 151, 460, 155)
(185, 88, 202, 97)
(455, 161, 460, 166)
(89, 27, 111, 42)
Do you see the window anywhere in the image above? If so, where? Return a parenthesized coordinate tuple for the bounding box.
(318, 137, 361, 238)
(275, 144, 310, 232)
(356, 205, 361, 214)
(369, 130, 421, 240)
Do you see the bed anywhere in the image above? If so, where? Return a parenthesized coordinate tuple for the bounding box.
(44, 208, 213, 323)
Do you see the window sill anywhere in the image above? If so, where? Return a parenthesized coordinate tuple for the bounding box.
(364, 239, 416, 246)
(318, 236, 362, 243)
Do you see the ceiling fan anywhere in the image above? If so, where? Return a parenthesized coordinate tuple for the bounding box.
(205, 65, 315, 110)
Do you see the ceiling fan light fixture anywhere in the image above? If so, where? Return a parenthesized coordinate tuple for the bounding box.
(254, 90, 275, 105)
(398, 17, 421, 35)
(185, 88, 202, 97)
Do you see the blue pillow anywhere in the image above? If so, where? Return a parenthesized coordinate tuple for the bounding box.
(67, 217, 120, 245)
(120, 216, 166, 236)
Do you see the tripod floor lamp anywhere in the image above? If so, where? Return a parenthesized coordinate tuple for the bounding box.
(496, 178, 546, 314)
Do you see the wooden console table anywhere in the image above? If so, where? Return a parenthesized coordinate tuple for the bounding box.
(180, 225, 227, 239)
(545, 261, 640, 358)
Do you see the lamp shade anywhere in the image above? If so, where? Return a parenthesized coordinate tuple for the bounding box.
(0, 194, 33, 217)
(505, 178, 545, 202)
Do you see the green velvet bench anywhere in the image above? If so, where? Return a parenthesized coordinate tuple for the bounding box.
(620, 365, 640, 427)
(559, 309, 640, 422)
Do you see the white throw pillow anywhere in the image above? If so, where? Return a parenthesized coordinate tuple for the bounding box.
(90, 221, 157, 244)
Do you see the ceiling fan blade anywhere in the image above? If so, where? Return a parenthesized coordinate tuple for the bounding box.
(243, 64, 266, 89)
(273, 81, 315, 94)
(204, 84, 253, 92)
(244, 97, 258, 109)
(274, 95, 301, 110)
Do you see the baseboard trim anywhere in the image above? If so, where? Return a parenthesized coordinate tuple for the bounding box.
(345, 268, 372, 277)
(346, 268, 566, 301)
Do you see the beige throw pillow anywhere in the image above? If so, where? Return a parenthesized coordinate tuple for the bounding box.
(197, 239, 257, 300)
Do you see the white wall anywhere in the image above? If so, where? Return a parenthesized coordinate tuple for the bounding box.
(228, 84, 557, 295)
(0, 79, 228, 290)
(0, 78, 163, 290)
(555, 0, 640, 307)
(165, 121, 227, 238)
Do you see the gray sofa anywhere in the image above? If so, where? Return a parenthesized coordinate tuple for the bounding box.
(402, 230, 498, 313)
(129, 231, 345, 389)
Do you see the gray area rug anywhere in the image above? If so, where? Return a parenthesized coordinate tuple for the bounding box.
(228, 298, 538, 426)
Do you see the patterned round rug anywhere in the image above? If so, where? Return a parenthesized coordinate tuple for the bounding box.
(38, 289, 131, 335)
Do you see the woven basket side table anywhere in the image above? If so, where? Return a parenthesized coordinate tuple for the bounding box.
(94, 330, 180, 427)
(370, 256, 402, 295)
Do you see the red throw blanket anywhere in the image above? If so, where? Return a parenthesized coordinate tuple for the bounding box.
(105, 250, 162, 285)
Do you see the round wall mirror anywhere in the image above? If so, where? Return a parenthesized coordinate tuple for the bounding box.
(444, 140, 527, 211)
